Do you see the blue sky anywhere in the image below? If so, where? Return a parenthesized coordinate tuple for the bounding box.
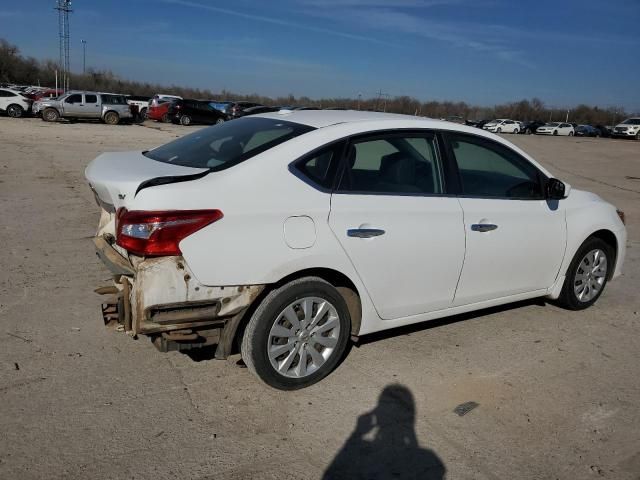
(2, 0, 639, 110)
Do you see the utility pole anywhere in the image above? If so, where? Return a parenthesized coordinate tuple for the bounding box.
(375, 89, 390, 112)
(81, 39, 87, 74)
(357, 92, 362, 111)
(565, 109, 570, 123)
(55, 0, 73, 91)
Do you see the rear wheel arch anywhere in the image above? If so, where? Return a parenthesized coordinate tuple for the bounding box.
(231, 268, 363, 356)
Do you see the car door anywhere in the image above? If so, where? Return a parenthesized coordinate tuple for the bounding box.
(443, 133, 566, 306)
(328, 131, 466, 320)
(81, 94, 100, 117)
(63, 93, 83, 116)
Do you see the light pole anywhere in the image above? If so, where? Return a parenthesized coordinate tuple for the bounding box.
(81, 39, 87, 74)
(357, 92, 362, 110)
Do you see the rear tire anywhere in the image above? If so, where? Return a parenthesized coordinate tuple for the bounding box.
(555, 237, 613, 310)
(6, 104, 24, 118)
(179, 115, 192, 126)
(104, 111, 120, 125)
(161, 113, 170, 123)
(569, 131, 574, 136)
(241, 277, 351, 390)
(553, 130, 558, 136)
(215, 117, 225, 125)
(513, 128, 519, 134)
(42, 108, 60, 122)
(497, 127, 502, 133)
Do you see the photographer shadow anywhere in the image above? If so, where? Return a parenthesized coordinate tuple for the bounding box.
(323, 384, 445, 480)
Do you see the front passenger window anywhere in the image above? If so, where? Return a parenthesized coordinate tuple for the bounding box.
(448, 135, 544, 199)
(65, 94, 82, 104)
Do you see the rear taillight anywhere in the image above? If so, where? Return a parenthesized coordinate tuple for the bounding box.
(116, 209, 223, 256)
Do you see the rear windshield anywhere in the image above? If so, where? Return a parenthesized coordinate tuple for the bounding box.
(143, 117, 314, 170)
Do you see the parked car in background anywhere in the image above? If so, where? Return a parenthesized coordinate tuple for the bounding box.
(483, 119, 520, 134)
(594, 125, 611, 138)
(168, 99, 227, 125)
(612, 118, 640, 140)
(210, 101, 232, 113)
(225, 101, 263, 118)
(147, 98, 178, 123)
(575, 125, 600, 137)
(126, 95, 151, 120)
(536, 122, 575, 136)
(151, 94, 181, 106)
(33, 91, 133, 124)
(519, 121, 546, 134)
(240, 105, 281, 116)
(0, 87, 32, 118)
(85, 110, 627, 389)
(473, 119, 491, 129)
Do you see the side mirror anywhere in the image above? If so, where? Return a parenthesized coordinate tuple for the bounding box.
(546, 178, 567, 200)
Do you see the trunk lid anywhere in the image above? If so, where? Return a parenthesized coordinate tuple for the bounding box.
(85, 151, 208, 209)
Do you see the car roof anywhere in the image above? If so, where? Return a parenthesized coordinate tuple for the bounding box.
(256, 109, 439, 129)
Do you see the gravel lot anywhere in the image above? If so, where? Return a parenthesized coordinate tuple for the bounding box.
(0, 117, 638, 480)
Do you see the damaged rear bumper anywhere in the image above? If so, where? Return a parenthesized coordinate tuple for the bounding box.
(93, 236, 264, 356)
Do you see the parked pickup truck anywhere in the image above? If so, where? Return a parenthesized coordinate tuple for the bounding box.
(33, 91, 134, 124)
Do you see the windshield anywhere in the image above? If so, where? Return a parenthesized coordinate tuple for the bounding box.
(622, 118, 640, 125)
(143, 117, 315, 170)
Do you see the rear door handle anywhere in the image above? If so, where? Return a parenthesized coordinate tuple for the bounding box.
(471, 224, 498, 232)
(347, 228, 386, 238)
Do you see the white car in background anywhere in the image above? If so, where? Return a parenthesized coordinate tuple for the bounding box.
(536, 122, 575, 136)
(611, 118, 640, 140)
(0, 87, 32, 118)
(86, 111, 626, 390)
(482, 119, 520, 134)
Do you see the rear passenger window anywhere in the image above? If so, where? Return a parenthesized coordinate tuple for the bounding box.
(338, 135, 443, 194)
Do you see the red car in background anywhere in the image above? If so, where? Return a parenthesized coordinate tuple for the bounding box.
(25, 89, 63, 101)
(147, 94, 181, 122)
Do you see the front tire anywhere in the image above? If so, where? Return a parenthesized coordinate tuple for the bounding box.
(6, 104, 24, 118)
(42, 108, 60, 122)
(215, 117, 225, 125)
(179, 115, 192, 126)
(513, 128, 519, 134)
(569, 131, 574, 136)
(556, 237, 612, 310)
(241, 277, 351, 390)
(497, 127, 502, 133)
(553, 130, 558, 136)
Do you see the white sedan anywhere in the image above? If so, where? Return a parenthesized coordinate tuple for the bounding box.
(482, 119, 520, 134)
(86, 111, 627, 389)
(536, 122, 575, 136)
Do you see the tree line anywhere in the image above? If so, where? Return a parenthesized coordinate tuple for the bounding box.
(0, 38, 633, 126)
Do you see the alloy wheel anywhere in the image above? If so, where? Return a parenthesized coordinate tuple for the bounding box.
(267, 296, 341, 378)
(7, 105, 23, 118)
(574, 249, 608, 303)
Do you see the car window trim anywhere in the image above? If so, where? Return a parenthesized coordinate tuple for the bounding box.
(441, 131, 549, 201)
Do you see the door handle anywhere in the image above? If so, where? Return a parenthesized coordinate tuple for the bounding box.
(347, 228, 385, 238)
(471, 224, 498, 232)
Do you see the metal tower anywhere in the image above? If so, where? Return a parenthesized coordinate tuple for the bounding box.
(55, 0, 72, 91)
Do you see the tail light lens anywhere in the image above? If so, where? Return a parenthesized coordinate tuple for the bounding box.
(116, 209, 223, 256)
